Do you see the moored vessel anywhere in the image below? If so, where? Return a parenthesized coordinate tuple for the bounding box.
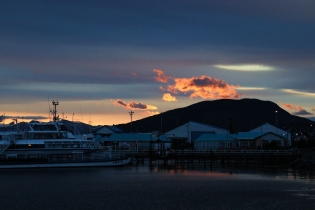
(0, 100, 131, 168)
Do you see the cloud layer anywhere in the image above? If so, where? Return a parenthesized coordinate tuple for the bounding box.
(1, 1, 315, 124)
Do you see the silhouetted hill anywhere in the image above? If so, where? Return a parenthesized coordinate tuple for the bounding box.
(116, 98, 314, 133)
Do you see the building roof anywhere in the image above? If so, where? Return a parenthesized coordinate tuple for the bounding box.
(107, 126, 124, 133)
(103, 133, 170, 142)
(165, 120, 229, 138)
(96, 125, 123, 134)
(233, 132, 270, 140)
(250, 123, 289, 134)
(195, 132, 285, 141)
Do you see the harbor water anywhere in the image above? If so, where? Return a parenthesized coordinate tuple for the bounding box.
(0, 161, 315, 210)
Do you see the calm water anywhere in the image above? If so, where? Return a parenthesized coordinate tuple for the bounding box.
(0, 161, 315, 210)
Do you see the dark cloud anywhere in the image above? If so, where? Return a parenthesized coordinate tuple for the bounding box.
(129, 102, 147, 109)
(115, 99, 127, 107)
(112, 99, 157, 110)
(0, 0, 315, 104)
(2, 115, 48, 120)
(292, 110, 313, 116)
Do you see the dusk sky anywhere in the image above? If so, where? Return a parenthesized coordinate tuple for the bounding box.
(1, 0, 315, 125)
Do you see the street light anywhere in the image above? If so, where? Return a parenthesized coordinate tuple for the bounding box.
(129, 111, 134, 133)
(275, 110, 278, 135)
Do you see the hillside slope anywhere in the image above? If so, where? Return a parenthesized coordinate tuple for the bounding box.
(116, 98, 313, 133)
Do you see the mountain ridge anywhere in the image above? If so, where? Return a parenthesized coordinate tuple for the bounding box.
(115, 98, 313, 133)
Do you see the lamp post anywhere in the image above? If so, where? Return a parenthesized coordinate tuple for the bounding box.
(275, 110, 278, 134)
(129, 111, 134, 133)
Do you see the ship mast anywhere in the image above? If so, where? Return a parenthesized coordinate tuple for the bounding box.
(52, 100, 59, 122)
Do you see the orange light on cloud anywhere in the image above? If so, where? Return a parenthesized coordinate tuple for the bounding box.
(282, 103, 312, 115)
(153, 69, 171, 83)
(162, 93, 177, 102)
(112, 99, 157, 110)
(167, 76, 240, 99)
(283, 103, 303, 111)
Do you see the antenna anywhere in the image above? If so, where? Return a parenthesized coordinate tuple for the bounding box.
(52, 100, 59, 122)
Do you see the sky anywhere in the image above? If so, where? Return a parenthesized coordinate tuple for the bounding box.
(1, 0, 315, 126)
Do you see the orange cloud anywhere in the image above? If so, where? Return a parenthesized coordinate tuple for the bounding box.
(283, 103, 303, 111)
(282, 103, 312, 115)
(312, 107, 315, 112)
(153, 69, 171, 83)
(162, 93, 177, 102)
(167, 76, 240, 99)
(112, 99, 157, 110)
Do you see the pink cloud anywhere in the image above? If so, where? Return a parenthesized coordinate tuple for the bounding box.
(282, 103, 312, 115)
(153, 69, 171, 83)
(112, 99, 157, 110)
(283, 103, 303, 111)
(154, 69, 240, 99)
(167, 76, 240, 99)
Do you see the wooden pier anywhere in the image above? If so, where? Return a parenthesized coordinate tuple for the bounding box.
(130, 149, 295, 166)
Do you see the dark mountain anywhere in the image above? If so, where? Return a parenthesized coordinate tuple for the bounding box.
(116, 98, 314, 133)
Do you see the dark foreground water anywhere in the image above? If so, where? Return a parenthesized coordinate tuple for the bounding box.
(0, 161, 315, 210)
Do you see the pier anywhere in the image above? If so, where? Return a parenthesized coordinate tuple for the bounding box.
(129, 149, 295, 166)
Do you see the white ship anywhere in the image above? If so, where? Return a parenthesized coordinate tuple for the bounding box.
(0, 100, 131, 168)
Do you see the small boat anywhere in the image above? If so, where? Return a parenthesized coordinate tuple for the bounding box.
(0, 100, 132, 168)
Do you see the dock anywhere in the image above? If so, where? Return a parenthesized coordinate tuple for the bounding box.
(128, 149, 296, 166)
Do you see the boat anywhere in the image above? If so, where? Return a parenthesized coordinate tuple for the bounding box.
(0, 100, 132, 168)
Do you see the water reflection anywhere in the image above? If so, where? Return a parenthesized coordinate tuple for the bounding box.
(139, 159, 315, 182)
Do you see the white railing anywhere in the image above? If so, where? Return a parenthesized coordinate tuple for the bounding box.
(0, 140, 11, 154)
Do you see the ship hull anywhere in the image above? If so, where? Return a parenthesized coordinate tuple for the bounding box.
(0, 157, 132, 169)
